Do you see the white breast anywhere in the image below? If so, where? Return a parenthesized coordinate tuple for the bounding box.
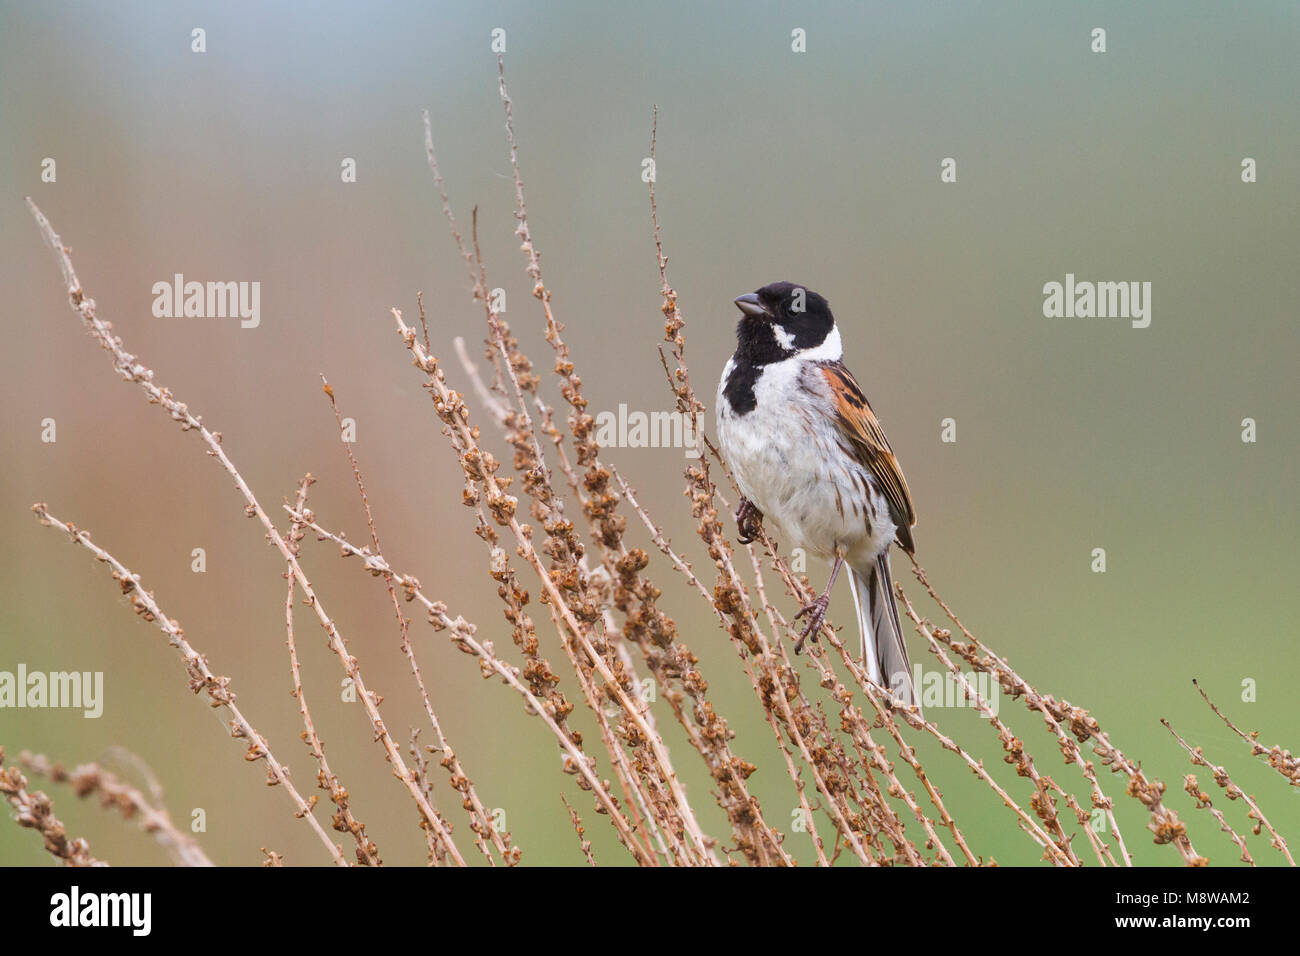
(716, 356, 895, 564)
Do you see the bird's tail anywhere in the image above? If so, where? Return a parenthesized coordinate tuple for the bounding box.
(847, 552, 920, 716)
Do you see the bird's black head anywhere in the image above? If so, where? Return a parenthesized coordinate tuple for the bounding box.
(732, 281, 835, 365)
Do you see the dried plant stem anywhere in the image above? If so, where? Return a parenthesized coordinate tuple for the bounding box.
(1182, 774, 1255, 866)
(1194, 680, 1300, 790)
(422, 110, 477, 283)
(402, 149, 684, 858)
(601, 609, 681, 863)
(1162, 719, 1293, 866)
(489, 70, 777, 863)
(407, 730, 442, 865)
(1062, 787, 1115, 867)
(746, 546, 973, 865)
(320, 380, 516, 865)
(1, 747, 104, 866)
(390, 307, 718, 865)
(899, 562, 1203, 864)
(453, 336, 511, 422)
(715, 503, 877, 864)
(750, 564, 970, 867)
(612, 471, 716, 609)
(561, 795, 598, 866)
(782, 564, 1065, 863)
(645, 127, 839, 866)
(906, 560, 1132, 864)
(876, 587, 1081, 864)
(284, 477, 381, 866)
(459, 216, 687, 858)
(745, 556, 894, 864)
(735, 562, 880, 864)
(429, 89, 780, 863)
(1028, 696, 1128, 866)
(30, 505, 348, 866)
(26, 198, 465, 867)
(453, 335, 764, 866)
(19, 751, 213, 867)
(539, 596, 690, 866)
(620, 465, 880, 865)
(916, 625, 1079, 864)
(287, 506, 658, 865)
(403, 327, 666, 864)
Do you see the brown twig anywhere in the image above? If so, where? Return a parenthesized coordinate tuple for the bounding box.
(319, 379, 515, 865)
(288, 505, 659, 865)
(1194, 680, 1300, 790)
(31, 504, 350, 866)
(1, 747, 104, 866)
(283, 476, 381, 866)
(1162, 718, 1293, 866)
(26, 198, 465, 866)
(1182, 773, 1255, 866)
(18, 751, 213, 867)
(561, 795, 598, 866)
(904, 558, 1199, 865)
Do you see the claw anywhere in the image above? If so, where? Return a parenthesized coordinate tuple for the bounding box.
(791, 554, 846, 654)
(735, 498, 764, 545)
(792, 594, 831, 654)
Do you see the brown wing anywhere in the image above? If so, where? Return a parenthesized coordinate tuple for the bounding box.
(820, 361, 916, 553)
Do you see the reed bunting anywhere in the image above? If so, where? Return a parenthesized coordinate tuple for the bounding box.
(716, 281, 920, 710)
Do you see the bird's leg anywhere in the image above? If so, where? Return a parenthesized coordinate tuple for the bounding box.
(793, 554, 844, 653)
(735, 497, 764, 544)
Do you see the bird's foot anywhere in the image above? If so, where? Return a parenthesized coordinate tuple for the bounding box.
(735, 498, 764, 544)
(792, 593, 831, 654)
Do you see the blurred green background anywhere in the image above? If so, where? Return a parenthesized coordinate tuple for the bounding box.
(2, 1, 1297, 866)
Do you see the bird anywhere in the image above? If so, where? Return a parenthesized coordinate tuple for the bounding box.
(715, 281, 920, 711)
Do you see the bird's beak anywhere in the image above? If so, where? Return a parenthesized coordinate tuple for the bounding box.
(734, 293, 769, 318)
